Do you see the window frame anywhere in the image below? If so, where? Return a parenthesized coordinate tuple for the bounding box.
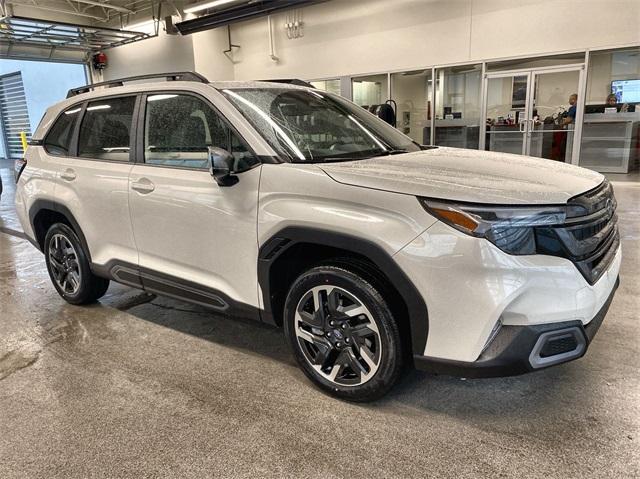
(135, 89, 260, 173)
(73, 93, 140, 164)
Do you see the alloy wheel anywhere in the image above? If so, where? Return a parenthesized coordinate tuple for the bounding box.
(294, 285, 382, 386)
(48, 233, 82, 295)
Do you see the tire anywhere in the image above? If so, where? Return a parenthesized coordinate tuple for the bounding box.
(284, 263, 403, 402)
(44, 223, 109, 305)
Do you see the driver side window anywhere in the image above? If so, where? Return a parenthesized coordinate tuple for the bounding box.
(144, 93, 257, 170)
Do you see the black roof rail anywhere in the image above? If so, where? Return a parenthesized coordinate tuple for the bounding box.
(260, 79, 315, 88)
(66, 71, 209, 98)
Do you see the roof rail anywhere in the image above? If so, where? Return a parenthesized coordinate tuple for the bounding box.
(66, 71, 209, 98)
(260, 79, 314, 88)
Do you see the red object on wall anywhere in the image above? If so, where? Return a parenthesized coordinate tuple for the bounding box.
(93, 52, 107, 70)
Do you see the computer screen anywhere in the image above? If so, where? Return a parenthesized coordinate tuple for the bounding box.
(611, 79, 640, 103)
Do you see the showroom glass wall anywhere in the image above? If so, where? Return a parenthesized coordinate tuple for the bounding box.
(580, 46, 640, 173)
(310, 44, 640, 173)
(310, 79, 341, 96)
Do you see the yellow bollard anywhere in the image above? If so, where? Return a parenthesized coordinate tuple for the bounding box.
(20, 131, 28, 153)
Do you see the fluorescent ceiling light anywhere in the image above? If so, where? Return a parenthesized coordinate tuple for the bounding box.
(184, 0, 241, 14)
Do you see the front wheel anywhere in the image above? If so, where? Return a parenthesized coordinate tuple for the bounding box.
(284, 264, 403, 402)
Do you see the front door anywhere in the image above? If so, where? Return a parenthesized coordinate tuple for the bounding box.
(127, 91, 262, 318)
(483, 66, 583, 162)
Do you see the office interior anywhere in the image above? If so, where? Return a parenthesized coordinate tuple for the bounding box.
(312, 46, 640, 174)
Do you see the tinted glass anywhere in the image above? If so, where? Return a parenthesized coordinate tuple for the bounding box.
(222, 88, 420, 162)
(78, 96, 135, 161)
(44, 105, 81, 155)
(144, 93, 256, 171)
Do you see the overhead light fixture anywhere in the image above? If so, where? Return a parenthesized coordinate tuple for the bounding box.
(184, 0, 241, 14)
(177, 0, 324, 35)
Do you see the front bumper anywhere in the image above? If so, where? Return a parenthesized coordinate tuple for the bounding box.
(414, 276, 619, 378)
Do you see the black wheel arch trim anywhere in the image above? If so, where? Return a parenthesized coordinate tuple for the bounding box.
(28, 199, 92, 262)
(258, 226, 429, 356)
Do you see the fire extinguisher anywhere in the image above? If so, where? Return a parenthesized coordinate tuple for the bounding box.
(93, 52, 107, 70)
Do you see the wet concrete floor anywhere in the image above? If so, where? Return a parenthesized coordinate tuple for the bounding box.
(0, 160, 638, 478)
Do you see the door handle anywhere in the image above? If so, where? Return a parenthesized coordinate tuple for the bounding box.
(518, 119, 526, 133)
(131, 178, 155, 194)
(61, 168, 76, 181)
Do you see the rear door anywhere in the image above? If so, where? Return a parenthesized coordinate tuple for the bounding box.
(127, 90, 262, 318)
(51, 94, 139, 273)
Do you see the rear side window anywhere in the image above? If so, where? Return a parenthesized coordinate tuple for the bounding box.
(144, 93, 257, 171)
(44, 106, 81, 156)
(78, 96, 135, 162)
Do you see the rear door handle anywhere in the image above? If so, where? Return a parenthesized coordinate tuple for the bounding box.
(61, 168, 76, 181)
(131, 178, 155, 194)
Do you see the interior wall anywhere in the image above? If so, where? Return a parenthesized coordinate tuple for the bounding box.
(102, 0, 640, 86)
(102, 29, 196, 81)
(192, 28, 235, 81)
(223, 0, 640, 81)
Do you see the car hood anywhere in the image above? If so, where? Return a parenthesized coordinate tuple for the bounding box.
(318, 147, 604, 204)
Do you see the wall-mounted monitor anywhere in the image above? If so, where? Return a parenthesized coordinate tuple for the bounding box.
(611, 79, 640, 103)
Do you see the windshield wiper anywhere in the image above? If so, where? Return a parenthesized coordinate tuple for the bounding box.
(365, 149, 409, 158)
(301, 149, 410, 163)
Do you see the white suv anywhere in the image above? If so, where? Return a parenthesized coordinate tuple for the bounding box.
(15, 72, 621, 401)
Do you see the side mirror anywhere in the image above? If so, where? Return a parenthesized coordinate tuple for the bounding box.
(208, 146, 238, 187)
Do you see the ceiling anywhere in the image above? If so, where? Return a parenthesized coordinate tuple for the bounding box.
(5, 0, 160, 26)
(0, 1, 323, 62)
(0, 0, 169, 62)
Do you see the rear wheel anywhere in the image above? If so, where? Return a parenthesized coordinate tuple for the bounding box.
(284, 264, 403, 402)
(44, 223, 109, 305)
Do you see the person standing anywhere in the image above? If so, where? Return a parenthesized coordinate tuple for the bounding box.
(562, 93, 578, 125)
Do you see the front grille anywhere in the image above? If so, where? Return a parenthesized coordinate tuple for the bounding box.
(535, 180, 619, 284)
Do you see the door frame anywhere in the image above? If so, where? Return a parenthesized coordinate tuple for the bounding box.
(481, 70, 533, 156)
(480, 63, 586, 164)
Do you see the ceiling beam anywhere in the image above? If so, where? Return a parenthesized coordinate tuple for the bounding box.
(72, 0, 135, 14)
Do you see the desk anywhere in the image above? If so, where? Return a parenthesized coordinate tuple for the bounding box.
(579, 113, 639, 173)
(423, 120, 480, 148)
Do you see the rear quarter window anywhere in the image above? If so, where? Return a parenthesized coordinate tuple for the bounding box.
(43, 105, 82, 156)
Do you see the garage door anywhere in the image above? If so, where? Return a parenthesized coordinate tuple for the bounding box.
(0, 72, 31, 159)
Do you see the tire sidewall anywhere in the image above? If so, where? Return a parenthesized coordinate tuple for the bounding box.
(284, 265, 402, 401)
(44, 223, 93, 304)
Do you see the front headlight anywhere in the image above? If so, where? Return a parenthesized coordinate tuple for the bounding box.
(419, 198, 568, 255)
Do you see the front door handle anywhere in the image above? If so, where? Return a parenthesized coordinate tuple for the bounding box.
(131, 178, 155, 194)
(61, 168, 76, 181)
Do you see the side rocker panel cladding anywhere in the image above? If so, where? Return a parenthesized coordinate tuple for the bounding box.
(258, 226, 429, 355)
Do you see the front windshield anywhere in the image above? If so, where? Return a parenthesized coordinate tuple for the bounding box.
(222, 88, 421, 162)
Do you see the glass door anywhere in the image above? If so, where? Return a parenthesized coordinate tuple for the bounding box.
(483, 66, 584, 162)
(484, 72, 532, 155)
(528, 68, 582, 162)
